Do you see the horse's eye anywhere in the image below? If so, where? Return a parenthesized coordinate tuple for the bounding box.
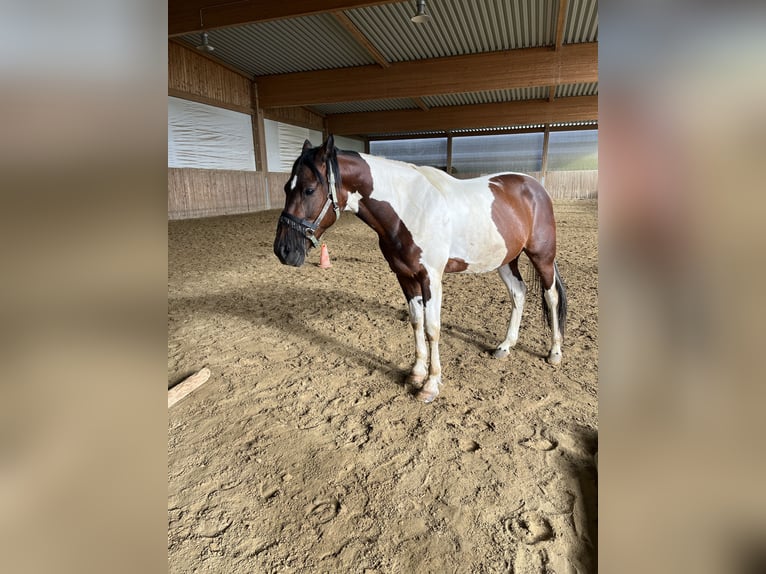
(305, 188, 315, 196)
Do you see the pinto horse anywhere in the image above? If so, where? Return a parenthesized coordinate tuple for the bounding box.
(274, 136, 567, 403)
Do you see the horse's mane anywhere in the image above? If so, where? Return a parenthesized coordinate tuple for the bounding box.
(290, 146, 343, 191)
(289, 148, 325, 185)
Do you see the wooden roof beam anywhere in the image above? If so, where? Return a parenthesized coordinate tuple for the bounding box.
(332, 11, 390, 68)
(326, 96, 598, 136)
(169, 0, 401, 37)
(257, 43, 598, 108)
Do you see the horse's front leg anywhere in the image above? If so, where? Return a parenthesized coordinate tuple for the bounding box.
(416, 273, 443, 404)
(406, 295, 429, 384)
(396, 275, 428, 385)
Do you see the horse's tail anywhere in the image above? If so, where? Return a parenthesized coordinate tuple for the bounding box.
(541, 261, 567, 337)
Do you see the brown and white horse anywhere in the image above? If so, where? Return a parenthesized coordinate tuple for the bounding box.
(274, 136, 567, 403)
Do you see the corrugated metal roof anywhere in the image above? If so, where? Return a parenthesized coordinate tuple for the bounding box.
(550, 120, 598, 128)
(310, 98, 418, 115)
(424, 87, 548, 107)
(311, 82, 593, 118)
(366, 121, 598, 140)
(178, 13, 376, 76)
(564, 0, 599, 43)
(346, 0, 558, 62)
(555, 82, 599, 97)
(178, 0, 598, 75)
(173, 0, 597, 137)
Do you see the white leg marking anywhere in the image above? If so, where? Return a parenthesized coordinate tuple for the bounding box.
(544, 284, 563, 365)
(417, 277, 443, 403)
(407, 296, 428, 383)
(494, 266, 527, 358)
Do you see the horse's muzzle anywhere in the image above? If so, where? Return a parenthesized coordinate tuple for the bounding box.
(274, 224, 307, 267)
(274, 245, 305, 267)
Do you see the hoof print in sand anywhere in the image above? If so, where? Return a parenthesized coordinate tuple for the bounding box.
(459, 438, 481, 453)
(518, 428, 558, 452)
(504, 511, 553, 544)
(306, 499, 339, 525)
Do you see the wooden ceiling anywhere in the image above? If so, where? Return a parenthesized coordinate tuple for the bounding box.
(169, 0, 598, 138)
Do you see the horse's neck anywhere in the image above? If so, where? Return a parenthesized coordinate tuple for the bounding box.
(344, 153, 446, 243)
(359, 153, 431, 197)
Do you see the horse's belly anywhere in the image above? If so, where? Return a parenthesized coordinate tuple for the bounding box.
(448, 207, 509, 273)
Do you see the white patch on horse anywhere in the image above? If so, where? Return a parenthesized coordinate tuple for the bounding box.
(544, 284, 563, 365)
(359, 154, 508, 274)
(289, 175, 298, 190)
(344, 191, 363, 213)
(407, 296, 428, 381)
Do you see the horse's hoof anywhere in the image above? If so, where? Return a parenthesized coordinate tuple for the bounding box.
(546, 351, 562, 366)
(416, 378, 441, 403)
(492, 348, 510, 359)
(406, 373, 426, 385)
(416, 388, 438, 404)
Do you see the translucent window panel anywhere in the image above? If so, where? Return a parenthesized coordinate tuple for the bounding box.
(451, 133, 544, 176)
(168, 97, 255, 170)
(370, 138, 448, 168)
(276, 123, 323, 172)
(547, 130, 598, 170)
(263, 119, 282, 171)
(334, 135, 365, 153)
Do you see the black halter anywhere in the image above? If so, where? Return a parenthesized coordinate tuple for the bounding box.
(279, 160, 341, 248)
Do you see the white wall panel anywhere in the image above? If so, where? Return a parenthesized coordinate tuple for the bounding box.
(275, 123, 323, 172)
(168, 96, 255, 170)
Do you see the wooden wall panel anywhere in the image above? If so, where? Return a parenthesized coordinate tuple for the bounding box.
(453, 169, 596, 199)
(169, 169, 260, 219)
(168, 165, 595, 219)
(168, 41, 253, 111)
(267, 172, 291, 209)
(545, 170, 598, 199)
(247, 172, 272, 212)
(168, 169, 294, 219)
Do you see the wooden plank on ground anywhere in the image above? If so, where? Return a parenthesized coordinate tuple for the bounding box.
(168, 367, 212, 408)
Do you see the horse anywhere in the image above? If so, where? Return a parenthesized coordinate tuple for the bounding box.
(274, 135, 567, 403)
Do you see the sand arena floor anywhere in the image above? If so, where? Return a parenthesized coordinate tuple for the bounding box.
(168, 199, 598, 573)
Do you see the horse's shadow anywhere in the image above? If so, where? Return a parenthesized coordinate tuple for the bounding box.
(170, 283, 411, 385)
(169, 282, 546, 388)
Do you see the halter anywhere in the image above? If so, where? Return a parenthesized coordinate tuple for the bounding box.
(279, 160, 341, 248)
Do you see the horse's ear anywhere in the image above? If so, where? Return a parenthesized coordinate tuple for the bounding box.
(302, 139, 313, 152)
(317, 134, 336, 161)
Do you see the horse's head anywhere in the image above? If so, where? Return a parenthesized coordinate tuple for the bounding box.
(274, 136, 341, 267)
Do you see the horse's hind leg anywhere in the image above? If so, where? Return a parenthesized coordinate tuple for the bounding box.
(526, 251, 566, 365)
(493, 257, 527, 359)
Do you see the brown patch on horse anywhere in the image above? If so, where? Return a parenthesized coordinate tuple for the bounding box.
(364, 197, 431, 303)
(488, 174, 537, 265)
(445, 258, 469, 273)
(337, 153, 431, 302)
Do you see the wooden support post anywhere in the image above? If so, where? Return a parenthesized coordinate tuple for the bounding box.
(541, 124, 551, 186)
(252, 82, 270, 207)
(446, 132, 453, 175)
